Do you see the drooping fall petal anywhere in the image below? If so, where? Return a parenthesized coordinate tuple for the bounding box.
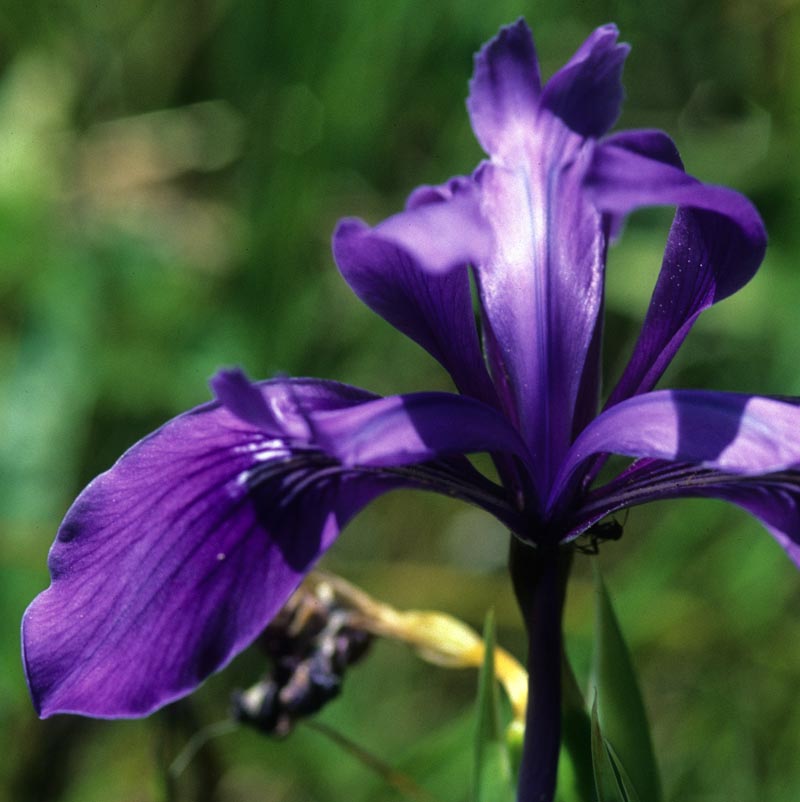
(567, 458, 800, 568)
(22, 373, 521, 718)
(553, 391, 800, 505)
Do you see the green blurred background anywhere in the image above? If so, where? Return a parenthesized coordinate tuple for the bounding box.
(2, 0, 799, 800)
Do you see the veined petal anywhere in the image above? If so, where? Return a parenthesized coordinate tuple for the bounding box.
(571, 460, 800, 567)
(553, 391, 800, 505)
(463, 27, 630, 492)
(475, 152, 605, 493)
(24, 374, 510, 719)
(332, 216, 497, 405)
(312, 390, 534, 472)
(587, 133, 768, 404)
(211, 368, 304, 434)
(466, 18, 541, 159)
(539, 24, 629, 139)
(21, 379, 373, 717)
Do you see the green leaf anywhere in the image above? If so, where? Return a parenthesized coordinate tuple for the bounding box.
(592, 565, 662, 802)
(559, 652, 596, 802)
(472, 611, 515, 802)
(590, 698, 646, 802)
(591, 696, 626, 802)
(606, 742, 643, 802)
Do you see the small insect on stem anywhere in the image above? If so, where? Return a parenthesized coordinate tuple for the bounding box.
(575, 511, 628, 555)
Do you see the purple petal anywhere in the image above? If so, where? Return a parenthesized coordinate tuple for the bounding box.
(365, 175, 492, 274)
(474, 154, 605, 493)
(602, 129, 683, 168)
(23, 372, 527, 718)
(466, 18, 541, 158)
(572, 460, 800, 567)
(462, 28, 630, 491)
(587, 139, 765, 230)
(596, 130, 683, 239)
(332, 217, 497, 405)
(553, 391, 800, 505)
(692, 478, 800, 566)
(588, 135, 767, 404)
(312, 390, 534, 471)
(210, 367, 288, 433)
(539, 25, 630, 139)
(22, 378, 401, 718)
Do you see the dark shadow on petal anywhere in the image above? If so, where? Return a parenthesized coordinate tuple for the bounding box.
(675, 391, 748, 463)
(250, 479, 326, 574)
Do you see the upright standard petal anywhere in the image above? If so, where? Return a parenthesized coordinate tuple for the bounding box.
(539, 24, 629, 139)
(465, 26, 629, 492)
(333, 214, 497, 406)
(474, 152, 605, 494)
(587, 133, 768, 404)
(365, 175, 492, 274)
(466, 18, 541, 159)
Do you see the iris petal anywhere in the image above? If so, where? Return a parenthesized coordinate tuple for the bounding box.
(363, 176, 492, 274)
(312, 390, 534, 471)
(587, 135, 767, 404)
(691, 478, 800, 567)
(539, 24, 629, 138)
(467, 24, 629, 490)
(23, 375, 520, 718)
(22, 380, 386, 717)
(554, 391, 800, 505)
(466, 18, 542, 159)
(333, 216, 497, 405)
(571, 460, 800, 567)
(473, 152, 604, 493)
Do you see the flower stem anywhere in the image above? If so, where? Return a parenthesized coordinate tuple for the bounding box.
(508, 537, 572, 802)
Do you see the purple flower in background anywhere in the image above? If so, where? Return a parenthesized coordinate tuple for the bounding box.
(23, 18, 798, 802)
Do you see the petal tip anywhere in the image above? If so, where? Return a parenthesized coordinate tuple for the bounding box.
(209, 365, 250, 394)
(210, 367, 281, 431)
(467, 17, 541, 157)
(332, 216, 368, 243)
(540, 23, 630, 139)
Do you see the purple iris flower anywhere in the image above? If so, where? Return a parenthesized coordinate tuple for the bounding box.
(23, 18, 796, 802)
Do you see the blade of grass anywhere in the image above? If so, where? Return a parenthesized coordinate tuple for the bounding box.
(473, 610, 515, 802)
(592, 565, 661, 802)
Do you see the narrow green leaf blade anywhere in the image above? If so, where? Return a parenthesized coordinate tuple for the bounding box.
(559, 651, 596, 802)
(590, 696, 627, 802)
(606, 742, 644, 802)
(592, 565, 662, 802)
(472, 611, 515, 802)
